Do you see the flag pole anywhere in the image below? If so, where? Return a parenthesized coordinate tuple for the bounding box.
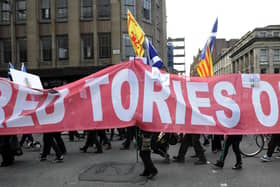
(133, 56, 139, 163)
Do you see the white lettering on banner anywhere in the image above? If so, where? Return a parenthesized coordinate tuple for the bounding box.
(143, 71, 171, 123)
(36, 89, 69, 125)
(173, 80, 186, 124)
(0, 80, 12, 127)
(213, 81, 240, 128)
(112, 69, 139, 121)
(6, 86, 42, 127)
(252, 81, 278, 127)
(85, 74, 109, 121)
(187, 82, 215, 126)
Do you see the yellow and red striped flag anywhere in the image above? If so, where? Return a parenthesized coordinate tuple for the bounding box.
(127, 9, 145, 57)
(197, 18, 218, 77)
(197, 44, 214, 77)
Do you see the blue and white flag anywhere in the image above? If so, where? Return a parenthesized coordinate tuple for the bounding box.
(21, 63, 27, 72)
(9, 62, 14, 69)
(145, 37, 163, 69)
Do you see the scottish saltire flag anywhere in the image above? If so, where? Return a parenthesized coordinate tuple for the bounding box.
(145, 37, 163, 69)
(21, 63, 27, 72)
(197, 18, 218, 78)
(9, 62, 14, 69)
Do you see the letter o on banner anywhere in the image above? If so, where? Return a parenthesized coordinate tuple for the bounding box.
(252, 81, 279, 127)
(111, 69, 139, 121)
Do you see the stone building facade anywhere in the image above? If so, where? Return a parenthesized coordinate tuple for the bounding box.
(0, 0, 167, 87)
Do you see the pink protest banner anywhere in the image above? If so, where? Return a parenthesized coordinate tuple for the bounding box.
(0, 60, 280, 135)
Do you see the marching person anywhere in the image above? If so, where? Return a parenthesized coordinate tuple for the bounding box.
(40, 133, 64, 162)
(173, 134, 207, 165)
(214, 135, 242, 169)
(0, 135, 15, 167)
(139, 130, 158, 179)
(80, 130, 102, 153)
(260, 134, 280, 162)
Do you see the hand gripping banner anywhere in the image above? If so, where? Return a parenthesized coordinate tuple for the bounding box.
(1, 60, 280, 135)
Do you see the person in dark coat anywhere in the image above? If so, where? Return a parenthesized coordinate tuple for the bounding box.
(40, 133, 64, 162)
(173, 134, 207, 165)
(214, 135, 242, 169)
(0, 135, 15, 167)
(80, 130, 102, 153)
(139, 130, 158, 179)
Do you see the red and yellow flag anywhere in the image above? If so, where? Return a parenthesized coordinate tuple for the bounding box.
(127, 9, 145, 57)
(197, 44, 213, 78)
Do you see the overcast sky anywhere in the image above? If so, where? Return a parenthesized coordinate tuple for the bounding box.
(166, 0, 280, 75)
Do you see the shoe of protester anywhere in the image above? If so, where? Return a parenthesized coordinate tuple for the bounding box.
(94, 150, 103, 154)
(194, 159, 207, 165)
(80, 146, 87, 153)
(139, 170, 149, 177)
(275, 154, 280, 159)
(213, 160, 224, 168)
(173, 156, 185, 163)
(54, 155, 64, 163)
(190, 154, 198, 158)
(120, 146, 129, 150)
(260, 155, 272, 162)
(1, 161, 13, 167)
(40, 157, 47, 162)
(232, 163, 242, 170)
(147, 170, 158, 179)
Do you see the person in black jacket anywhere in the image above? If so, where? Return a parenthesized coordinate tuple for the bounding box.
(40, 133, 64, 162)
(214, 135, 242, 169)
(139, 130, 158, 179)
(173, 134, 207, 165)
(0, 135, 15, 167)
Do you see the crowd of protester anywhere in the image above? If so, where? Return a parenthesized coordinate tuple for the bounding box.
(2, 129, 280, 180)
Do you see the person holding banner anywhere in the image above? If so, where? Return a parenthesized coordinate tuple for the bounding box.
(173, 134, 207, 165)
(139, 130, 158, 179)
(0, 135, 15, 167)
(40, 133, 64, 163)
(213, 135, 242, 169)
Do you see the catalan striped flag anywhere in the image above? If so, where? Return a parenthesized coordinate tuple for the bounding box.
(127, 9, 145, 57)
(197, 18, 218, 78)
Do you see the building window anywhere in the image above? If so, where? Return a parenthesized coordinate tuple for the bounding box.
(259, 48, 268, 62)
(274, 68, 280, 74)
(122, 33, 134, 60)
(57, 35, 68, 60)
(17, 38, 27, 63)
(40, 37, 52, 62)
(98, 33, 111, 58)
(122, 0, 136, 18)
(260, 68, 267, 74)
(259, 31, 266, 38)
(56, 0, 67, 20)
(0, 1, 10, 24)
(16, 0, 26, 22)
(97, 0, 110, 18)
(80, 0, 92, 19)
(0, 40, 11, 64)
(143, 0, 151, 22)
(273, 32, 280, 37)
(81, 34, 93, 60)
(273, 49, 280, 62)
(40, 0, 51, 21)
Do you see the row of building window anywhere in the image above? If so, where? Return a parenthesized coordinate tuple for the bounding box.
(0, 0, 152, 23)
(259, 48, 280, 62)
(0, 33, 112, 64)
(0, 33, 145, 64)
